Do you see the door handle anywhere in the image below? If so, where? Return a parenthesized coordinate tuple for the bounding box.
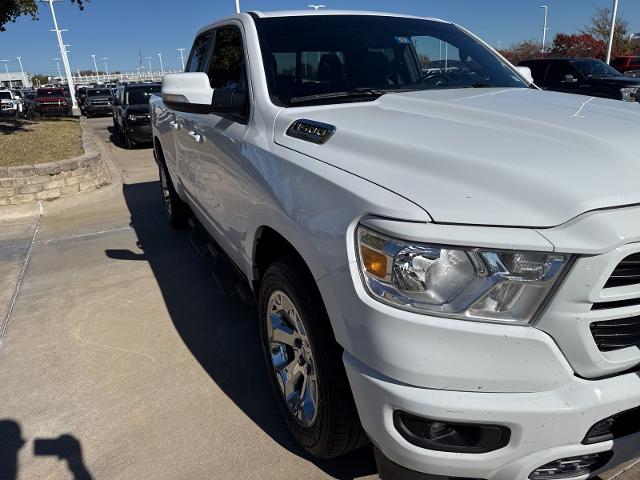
(188, 131, 202, 143)
(169, 120, 179, 130)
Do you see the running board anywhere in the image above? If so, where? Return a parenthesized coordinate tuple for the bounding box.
(188, 217, 255, 306)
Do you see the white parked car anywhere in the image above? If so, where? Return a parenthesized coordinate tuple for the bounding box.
(151, 10, 640, 480)
(0, 89, 23, 117)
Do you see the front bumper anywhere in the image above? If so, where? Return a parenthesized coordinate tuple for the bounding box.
(346, 353, 640, 479)
(127, 123, 152, 143)
(85, 104, 112, 114)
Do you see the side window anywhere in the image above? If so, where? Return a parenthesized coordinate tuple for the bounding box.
(207, 27, 246, 90)
(186, 32, 213, 73)
(546, 62, 576, 84)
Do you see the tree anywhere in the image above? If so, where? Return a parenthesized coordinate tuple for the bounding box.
(498, 40, 542, 65)
(550, 33, 606, 60)
(581, 7, 630, 56)
(31, 74, 48, 86)
(0, 0, 88, 32)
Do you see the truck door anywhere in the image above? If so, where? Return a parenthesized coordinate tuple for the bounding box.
(171, 30, 214, 199)
(190, 24, 252, 267)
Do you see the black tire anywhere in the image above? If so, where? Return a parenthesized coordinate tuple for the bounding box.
(158, 160, 190, 228)
(85, 111, 92, 118)
(258, 258, 368, 459)
(123, 128, 134, 149)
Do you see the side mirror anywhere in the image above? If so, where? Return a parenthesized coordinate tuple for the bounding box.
(211, 88, 248, 117)
(515, 66, 534, 84)
(162, 72, 213, 114)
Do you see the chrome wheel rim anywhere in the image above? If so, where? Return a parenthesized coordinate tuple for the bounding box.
(159, 167, 172, 217)
(267, 290, 319, 427)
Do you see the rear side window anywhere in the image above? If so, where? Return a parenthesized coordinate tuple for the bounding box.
(187, 31, 213, 72)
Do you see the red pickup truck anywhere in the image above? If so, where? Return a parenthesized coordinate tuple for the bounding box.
(34, 88, 72, 116)
(612, 56, 640, 74)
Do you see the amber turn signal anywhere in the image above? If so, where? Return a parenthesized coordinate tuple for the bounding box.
(361, 245, 388, 279)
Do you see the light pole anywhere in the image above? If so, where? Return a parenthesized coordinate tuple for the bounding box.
(235, 0, 240, 13)
(53, 58, 62, 80)
(540, 5, 549, 54)
(1, 60, 12, 88)
(42, 0, 79, 114)
(308, 4, 326, 11)
(145, 57, 153, 77)
(158, 53, 164, 75)
(606, 0, 620, 64)
(91, 54, 99, 81)
(16, 57, 27, 87)
(102, 57, 110, 79)
(177, 48, 186, 71)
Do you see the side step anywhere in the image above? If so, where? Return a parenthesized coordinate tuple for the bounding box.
(188, 217, 255, 306)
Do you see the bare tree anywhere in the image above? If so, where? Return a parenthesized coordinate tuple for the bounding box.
(581, 7, 630, 55)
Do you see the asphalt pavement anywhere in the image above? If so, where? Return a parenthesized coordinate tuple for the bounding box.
(0, 117, 637, 480)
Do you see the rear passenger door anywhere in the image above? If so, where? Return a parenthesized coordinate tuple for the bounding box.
(172, 30, 214, 198)
(191, 24, 252, 266)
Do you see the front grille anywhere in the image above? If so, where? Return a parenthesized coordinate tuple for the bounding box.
(590, 316, 640, 351)
(604, 253, 640, 288)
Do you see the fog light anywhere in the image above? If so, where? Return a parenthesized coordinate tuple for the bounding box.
(393, 411, 510, 454)
(529, 452, 613, 479)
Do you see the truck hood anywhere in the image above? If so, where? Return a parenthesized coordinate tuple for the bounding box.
(274, 88, 640, 228)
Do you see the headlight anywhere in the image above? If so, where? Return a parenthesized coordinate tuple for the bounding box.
(356, 226, 570, 325)
(621, 87, 639, 102)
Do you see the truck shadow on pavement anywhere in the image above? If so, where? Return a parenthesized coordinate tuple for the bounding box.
(105, 181, 377, 480)
(0, 419, 93, 480)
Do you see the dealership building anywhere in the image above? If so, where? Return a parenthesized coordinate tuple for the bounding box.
(0, 71, 33, 88)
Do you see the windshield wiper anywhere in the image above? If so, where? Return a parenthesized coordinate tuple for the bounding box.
(289, 88, 386, 105)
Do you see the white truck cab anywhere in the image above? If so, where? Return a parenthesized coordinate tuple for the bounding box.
(151, 11, 640, 480)
(0, 89, 23, 117)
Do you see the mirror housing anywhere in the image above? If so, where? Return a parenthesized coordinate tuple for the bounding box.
(515, 66, 534, 84)
(162, 72, 213, 113)
(211, 88, 248, 118)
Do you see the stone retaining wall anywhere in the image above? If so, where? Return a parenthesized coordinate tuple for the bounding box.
(0, 122, 111, 207)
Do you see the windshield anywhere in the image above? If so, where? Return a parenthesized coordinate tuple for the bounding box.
(126, 85, 160, 104)
(37, 89, 64, 97)
(255, 15, 526, 106)
(572, 60, 622, 78)
(0, 92, 11, 100)
(88, 89, 110, 97)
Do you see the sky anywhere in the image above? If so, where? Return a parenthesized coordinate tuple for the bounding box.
(1, 0, 639, 76)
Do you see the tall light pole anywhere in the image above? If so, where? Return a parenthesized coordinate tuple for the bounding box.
(145, 57, 153, 77)
(42, 0, 79, 114)
(540, 5, 549, 54)
(102, 57, 110, 78)
(53, 58, 62, 80)
(235, 0, 240, 13)
(308, 4, 326, 11)
(91, 54, 99, 81)
(177, 48, 186, 71)
(1, 60, 12, 88)
(606, 0, 620, 64)
(16, 57, 27, 87)
(157, 53, 165, 75)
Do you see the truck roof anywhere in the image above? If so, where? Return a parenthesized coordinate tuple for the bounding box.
(196, 10, 447, 35)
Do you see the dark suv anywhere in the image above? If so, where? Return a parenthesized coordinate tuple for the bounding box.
(519, 58, 640, 102)
(112, 83, 160, 148)
(84, 88, 113, 117)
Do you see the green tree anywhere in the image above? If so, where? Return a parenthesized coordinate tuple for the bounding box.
(581, 7, 630, 56)
(31, 74, 48, 86)
(0, 0, 88, 32)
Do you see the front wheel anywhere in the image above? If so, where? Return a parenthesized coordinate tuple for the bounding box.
(258, 259, 368, 459)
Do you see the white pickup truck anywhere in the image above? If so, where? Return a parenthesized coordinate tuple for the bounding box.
(150, 10, 640, 480)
